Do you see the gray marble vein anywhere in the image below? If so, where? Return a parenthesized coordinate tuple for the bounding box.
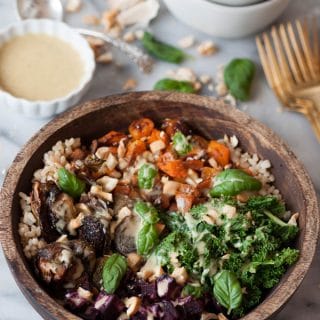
(0, 0, 319, 319)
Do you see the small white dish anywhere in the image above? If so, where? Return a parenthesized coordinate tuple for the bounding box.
(163, 0, 291, 38)
(208, 0, 265, 6)
(0, 19, 95, 118)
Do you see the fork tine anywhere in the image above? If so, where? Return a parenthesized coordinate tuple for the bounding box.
(256, 35, 276, 89)
(287, 21, 311, 82)
(296, 18, 317, 80)
(279, 24, 304, 84)
(312, 16, 320, 77)
(262, 32, 285, 89)
(271, 26, 294, 91)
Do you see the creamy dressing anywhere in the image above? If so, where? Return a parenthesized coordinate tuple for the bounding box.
(0, 33, 84, 101)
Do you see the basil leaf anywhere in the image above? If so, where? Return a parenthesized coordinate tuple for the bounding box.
(102, 253, 127, 294)
(154, 78, 196, 93)
(213, 270, 243, 314)
(57, 168, 86, 198)
(142, 32, 187, 63)
(134, 200, 159, 224)
(210, 169, 262, 197)
(172, 131, 192, 156)
(224, 58, 255, 101)
(138, 163, 158, 189)
(136, 223, 159, 255)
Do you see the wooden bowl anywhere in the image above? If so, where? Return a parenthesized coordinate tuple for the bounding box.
(0, 92, 318, 320)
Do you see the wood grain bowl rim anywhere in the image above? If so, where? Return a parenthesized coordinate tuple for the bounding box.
(0, 91, 318, 320)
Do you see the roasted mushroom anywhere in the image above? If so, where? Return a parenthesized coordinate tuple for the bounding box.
(30, 181, 61, 242)
(79, 216, 111, 257)
(35, 240, 96, 285)
(161, 118, 190, 138)
(113, 193, 135, 216)
(114, 214, 141, 256)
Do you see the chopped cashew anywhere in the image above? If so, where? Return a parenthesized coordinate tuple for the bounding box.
(124, 296, 141, 317)
(288, 212, 299, 226)
(171, 267, 188, 285)
(90, 185, 113, 202)
(163, 180, 180, 196)
(127, 252, 143, 272)
(150, 140, 166, 154)
(97, 176, 119, 192)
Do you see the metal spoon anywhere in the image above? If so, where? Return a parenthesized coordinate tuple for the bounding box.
(16, 0, 153, 73)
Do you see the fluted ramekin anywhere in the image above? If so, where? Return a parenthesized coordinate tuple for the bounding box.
(0, 19, 95, 118)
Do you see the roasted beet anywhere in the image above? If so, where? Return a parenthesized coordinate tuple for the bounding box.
(149, 301, 179, 320)
(176, 296, 204, 319)
(91, 292, 125, 320)
(83, 306, 100, 320)
(79, 216, 110, 256)
(114, 214, 141, 256)
(156, 275, 181, 300)
(65, 287, 92, 310)
(140, 281, 158, 301)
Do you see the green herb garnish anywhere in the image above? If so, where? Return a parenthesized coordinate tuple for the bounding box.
(154, 78, 196, 93)
(213, 270, 243, 314)
(210, 169, 262, 197)
(224, 58, 255, 101)
(134, 200, 159, 224)
(172, 131, 192, 156)
(57, 168, 86, 198)
(102, 253, 127, 294)
(136, 223, 159, 256)
(138, 163, 157, 190)
(142, 32, 187, 63)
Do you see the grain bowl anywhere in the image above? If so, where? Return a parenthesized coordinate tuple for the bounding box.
(0, 92, 318, 320)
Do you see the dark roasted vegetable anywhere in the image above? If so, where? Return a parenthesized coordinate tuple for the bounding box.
(156, 275, 181, 300)
(114, 214, 141, 255)
(176, 296, 204, 318)
(79, 216, 110, 256)
(142, 32, 187, 63)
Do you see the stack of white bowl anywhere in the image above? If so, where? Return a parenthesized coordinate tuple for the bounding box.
(163, 0, 291, 38)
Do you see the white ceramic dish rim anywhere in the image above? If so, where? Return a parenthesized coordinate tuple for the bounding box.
(202, 0, 286, 11)
(0, 19, 95, 106)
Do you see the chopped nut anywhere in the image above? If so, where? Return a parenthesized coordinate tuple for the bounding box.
(150, 140, 166, 154)
(135, 29, 144, 40)
(208, 157, 218, 168)
(200, 74, 212, 85)
(123, 31, 136, 43)
(218, 313, 228, 320)
(193, 81, 202, 92)
(201, 312, 218, 320)
(236, 192, 250, 203)
(86, 36, 105, 48)
(178, 35, 195, 49)
(288, 212, 299, 226)
(90, 185, 113, 202)
(224, 93, 237, 107)
(82, 14, 100, 25)
(66, 0, 82, 13)
(166, 67, 197, 83)
(77, 287, 93, 301)
(67, 212, 84, 235)
(101, 9, 119, 31)
(215, 82, 228, 97)
(127, 252, 143, 272)
(106, 153, 118, 170)
(197, 40, 218, 56)
(171, 267, 188, 285)
(124, 297, 142, 317)
(109, 25, 122, 38)
(56, 234, 68, 243)
(163, 180, 180, 196)
(97, 52, 113, 64)
(97, 176, 119, 192)
(95, 146, 110, 160)
(122, 78, 137, 90)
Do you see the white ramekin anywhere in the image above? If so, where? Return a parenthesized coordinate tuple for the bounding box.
(0, 19, 96, 118)
(163, 0, 290, 38)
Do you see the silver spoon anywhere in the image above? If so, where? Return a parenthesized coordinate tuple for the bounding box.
(16, 0, 153, 73)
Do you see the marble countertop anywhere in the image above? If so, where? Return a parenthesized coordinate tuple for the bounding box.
(0, 0, 319, 319)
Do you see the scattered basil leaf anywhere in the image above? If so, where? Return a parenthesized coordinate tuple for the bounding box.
(102, 253, 127, 294)
(134, 200, 159, 224)
(142, 32, 187, 63)
(154, 78, 196, 93)
(210, 169, 262, 197)
(136, 223, 159, 256)
(172, 131, 192, 156)
(213, 270, 243, 314)
(224, 58, 255, 101)
(57, 168, 86, 198)
(138, 163, 158, 189)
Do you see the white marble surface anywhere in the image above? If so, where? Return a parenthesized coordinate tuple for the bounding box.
(0, 0, 320, 319)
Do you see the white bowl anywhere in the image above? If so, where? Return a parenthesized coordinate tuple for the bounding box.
(163, 0, 290, 38)
(0, 19, 95, 118)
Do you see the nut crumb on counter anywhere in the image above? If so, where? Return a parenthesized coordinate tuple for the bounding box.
(197, 40, 218, 56)
(123, 78, 138, 91)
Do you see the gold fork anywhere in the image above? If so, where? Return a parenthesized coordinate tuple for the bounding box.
(256, 16, 320, 141)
